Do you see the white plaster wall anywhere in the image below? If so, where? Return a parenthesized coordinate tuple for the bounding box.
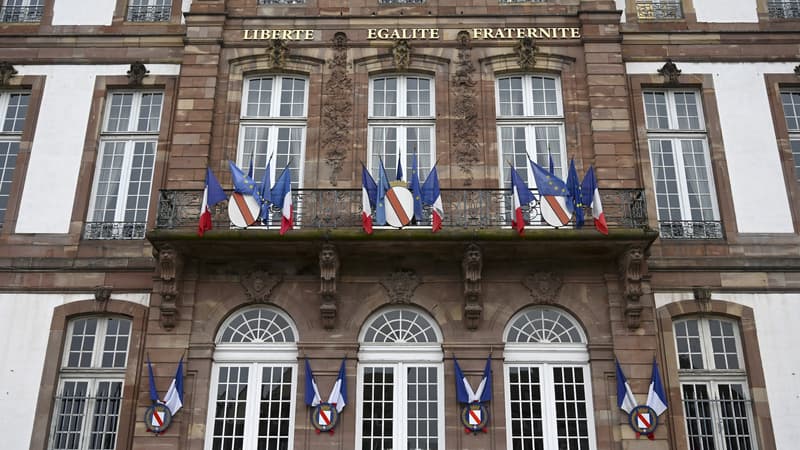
(626, 62, 796, 234)
(182, 0, 192, 24)
(616, 0, 627, 23)
(14, 64, 180, 234)
(0, 293, 149, 450)
(52, 0, 115, 26)
(655, 292, 800, 450)
(694, 0, 758, 23)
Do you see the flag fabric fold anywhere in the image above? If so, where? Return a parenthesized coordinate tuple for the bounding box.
(396, 158, 404, 181)
(163, 358, 184, 415)
(566, 159, 585, 229)
(327, 359, 348, 413)
(454, 356, 492, 404)
(510, 166, 535, 235)
(530, 159, 569, 197)
(147, 356, 159, 404)
(271, 166, 293, 235)
(257, 158, 272, 222)
(305, 359, 322, 407)
(229, 160, 259, 197)
(361, 164, 376, 234)
(453, 358, 474, 404)
(375, 159, 390, 226)
(581, 166, 609, 235)
(475, 357, 492, 403)
(409, 154, 423, 222)
(421, 165, 443, 232)
(198, 167, 226, 237)
(616, 359, 637, 414)
(646, 359, 668, 415)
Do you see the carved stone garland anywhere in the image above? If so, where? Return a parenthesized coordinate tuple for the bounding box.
(319, 243, 340, 329)
(155, 245, 181, 330)
(127, 62, 149, 85)
(515, 37, 537, 71)
(265, 39, 288, 68)
(658, 59, 681, 85)
(462, 243, 483, 330)
(522, 272, 563, 304)
(381, 270, 420, 304)
(618, 247, 646, 330)
(0, 62, 17, 86)
(452, 31, 481, 186)
(392, 40, 411, 70)
(241, 270, 282, 303)
(321, 33, 353, 186)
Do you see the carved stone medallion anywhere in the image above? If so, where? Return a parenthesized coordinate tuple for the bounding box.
(127, 62, 149, 85)
(522, 272, 563, 304)
(515, 37, 537, 71)
(241, 270, 282, 303)
(658, 59, 681, 85)
(392, 40, 411, 70)
(381, 270, 419, 304)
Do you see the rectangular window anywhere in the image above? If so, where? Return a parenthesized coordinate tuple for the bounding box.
(0, 0, 43, 23)
(635, 0, 684, 20)
(767, 0, 800, 18)
(51, 317, 131, 450)
(780, 91, 800, 181)
(85, 92, 163, 239)
(643, 90, 722, 239)
(126, 0, 172, 22)
(0, 92, 28, 229)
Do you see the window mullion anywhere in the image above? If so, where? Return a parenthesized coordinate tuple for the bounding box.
(542, 364, 559, 450)
(397, 78, 406, 118)
(270, 76, 281, 118)
(700, 318, 716, 370)
(90, 320, 105, 369)
(244, 363, 260, 450)
(128, 94, 142, 133)
(670, 137, 694, 221)
(79, 380, 97, 450)
(113, 142, 136, 222)
(396, 362, 407, 450)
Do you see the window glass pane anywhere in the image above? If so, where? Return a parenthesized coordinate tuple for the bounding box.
(498, 77, 524, 116)
(257, 366, 293, 449)
(553, 367, 590, 450)
(68, 318, 97, 368)
(649, 139, 683, 222)
(708, 319, 740, 370)
(105, 94, 133, 132)
(122, 141, 156, 226)
(532, 126, 562, 178)
(406, 366, 438, 450)
(372, 77, 398, 117)
(101, 318, 131, 369)
(675, 320, 703, 370)
(680, 140, 715, 221)
(136, 93, 163, 132)
(781, 91, 800, 131)
(361, 367, 394, 450)
(3, 93, 29, 132)
(218, 307, 296, 344)
(363, 309, 438, 343)
(0, 141, 19, 223)
(89, 381, 123, 450)
(508, 366, 544, 450)
(674, 92, 702, 130)
(643, 92, 669, 129)
(531, 76, 559, 116)
(53, 381, 89, 450)
(406, 77, 431, 117)
(682, 384, 715, 450)
(274, 127, 304, 188)
(506, 308, 584, 344)
(406, 127, 433, 180)
(717, 384, 754, 450)
(370, 126, 398, 181)
(279, 77, 306, 117)
(247, 78, 273, 117)
(211, 366, 249, 450)
(791, 139, 800, 182)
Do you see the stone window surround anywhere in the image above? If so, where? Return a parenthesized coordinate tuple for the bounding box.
(0, 75, 44, 234)
(28, 299, 147, 450)
(115, 0, 183, 24)
(629, 73, 738, 240)
(70, 75, 176, 241)
(656, 298, 776, 450)
(764, 74, 800, 232)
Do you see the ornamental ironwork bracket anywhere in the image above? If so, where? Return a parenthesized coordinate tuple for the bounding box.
(154, 245, 181, 330)
(319, 243, 340, 329)
(618, 246, 647, 330)
(462, 243, 483, 330)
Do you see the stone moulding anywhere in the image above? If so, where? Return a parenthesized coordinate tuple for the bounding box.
(321, 32, 353, 186)
(155, 245, 181, 330)
(381, 270, 419, 304)
(515, 37, 537, 71)
(266, 39, 289, 68)
(392, 39, 411, 70)
(241, 270, 283, 303)
(319, 243, 340, 329)
(618, 246, 646, 330)
(462, 243, 483, 330)
(522, 272, 563, 305)
(452, 31, 481, 186)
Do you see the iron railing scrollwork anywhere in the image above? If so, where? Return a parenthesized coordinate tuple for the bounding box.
(767, 0, 800, 18)
(257, 0, 306, 4)
(0, 5, 43, 22)
(84, 222, 147, 240)
(658, 220, 723, 240)
(377, 0, 425, 4)
(635, 0, 684, 19)
(126, 5, 171, 22)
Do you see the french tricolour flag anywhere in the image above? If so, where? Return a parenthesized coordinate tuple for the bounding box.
(327, 359, 348, 413)
(198, 167, 226, 237)
(361, 164, 376, 234)
(510, 166, 534, 236)
(581, 166, 608, 235)
(646, 359, 668, 415)
(616, 359, 637, 414)
(421, 165, 443, 232)
(453, 356, 492, 404)
(272, 167, 293, 235)
(163, 358, 184, 415)
(305, 359, 322, 407)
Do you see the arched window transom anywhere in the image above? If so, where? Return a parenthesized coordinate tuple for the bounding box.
(218, 307, 296, 344)
(362, 309, 439, 343)
(505, 307, 585, 344)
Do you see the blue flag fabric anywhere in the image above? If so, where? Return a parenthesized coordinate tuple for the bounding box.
(328, 359, 348, 413)
(361, 163, 378, 209)
(228, 160, 259, 197)
(647, 358, 669, 415)
(454, 356, 492, 404)
(453, 358, 472, 404)
(616, 359, 637, 413)
(581, 166, 597, 207)
(409, 155, 423, 221)
(204, 168, 227, 206)
(147, 356, 159, 404)
(511, 165, 535, 206)
(566, 159, 585, 228)
(421, 165, 441, 206)
(258, 159, 272, 222)
(305, 360, 322, 407)
(530, 159, 569, 197)
(396, 158, 404, 181)
(548, 153, 555, 175)
(247, 156, 254, 180)
(479, 357, 492, 403)
(271, 165, 292, 209)
(375, 159, 390, 225)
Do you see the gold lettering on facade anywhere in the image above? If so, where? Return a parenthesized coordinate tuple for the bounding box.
(241, 29, 315, 41)
(242, 28, 580, 42)
(366, 28, 440, 40)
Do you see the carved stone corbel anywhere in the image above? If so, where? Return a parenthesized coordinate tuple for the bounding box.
(794, 64, 800, 77)
(693, 287, 712, 313)
(462, 243, 483, 330)
(618, 247, 646, 330)
(266, 39, 288, 68)
(515, 37, 537, 71)
(127, 62, 149, 85)
(522, 272, 563, 304)
(658, 59, 681, 85)
(392, 40, 411, 70)
(381, 270, 419, 304)
(452, 31, 480, 186)
(319, 243, 340, 329)
(155, 245, 181, 330)
(0, 62, 17, 86)
(241, 270, 282, 303)
(322, 32, 352, 186)
(94, 285, 112, 312)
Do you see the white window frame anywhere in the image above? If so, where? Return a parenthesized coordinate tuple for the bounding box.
(1, 0, 44, 22)
(502, 307, 598, 450)
(780, 89, 800, 182)
(495, 74, 567, 188)
(355, 307, 445, 450)
(0, 91, 29, 227)
(673, 317, 758, 450)
(367, 75, 436, 182)
(50, 317, 132, 450)
(643, 90, 720, 224)
(204, 306, 299, 450)
(86, 91, 163, 239)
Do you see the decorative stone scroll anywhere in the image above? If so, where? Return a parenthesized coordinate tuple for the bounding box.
(266, 39, 289, 68)
(381, 270, 419, 304)
(693, 287, 712, 313)
(322, 32, 353, 186)
(452, 31, 480, 186)
(515, 37, 537, 71)
(241, 270, 282, 303)
(155, 245, 181, 330)
(0, 62, 17, 86)
(319, 243, 340, 329)
(618, 247, 646, 330)
(392, 40, 411, 70)
(127, 62, 149, 85)
(658, 59, 681, 85)
(522, 272, 563, 304)
(462, 243, 483, 330)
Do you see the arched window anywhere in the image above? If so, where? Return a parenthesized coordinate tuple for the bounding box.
(205, 306, 298, 450)
(503, 307, 597, 450)
(356, 307, 444, 450)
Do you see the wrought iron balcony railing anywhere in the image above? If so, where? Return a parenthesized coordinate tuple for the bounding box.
(499, 0, 546, 3)
(377, 0, 425, 4)
(635, 0, 684, 19)
(84, 222, 147, 240)
(155, 188, 648, 233)
(258, 0, 306, 4)
(0, 5, 43, 23)
(126, 5, 171, 22)
(767, 0, 800, 18)
(658, 220, 723, 240)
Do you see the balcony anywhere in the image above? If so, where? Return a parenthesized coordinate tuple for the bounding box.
(0, 4, 43, 23)
(658, 220, 723, 240)
(258, 0, 306, 4)
(126, 4, 171, 22)
(84, 222, 147, 240)
(767, 0, 800, 18)
(635, 0, 683, 19)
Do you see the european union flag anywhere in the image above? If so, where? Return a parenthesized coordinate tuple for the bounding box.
(529, 158, 568, 197)
(375, 158, 390, 226)
(409, 154, 423, 221)
(566, 159, 584, 228)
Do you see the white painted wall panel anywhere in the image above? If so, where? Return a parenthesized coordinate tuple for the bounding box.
(626, 62, 796, 234)
(616, 0, 626, 23)
(694, 0, 758, 23)
(655, 292, 800, 450)
(14, 64, 180, 234)
(0, 293, 149, 450)
(52, 0, 114, 25)
(182, 0, 192, 24)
